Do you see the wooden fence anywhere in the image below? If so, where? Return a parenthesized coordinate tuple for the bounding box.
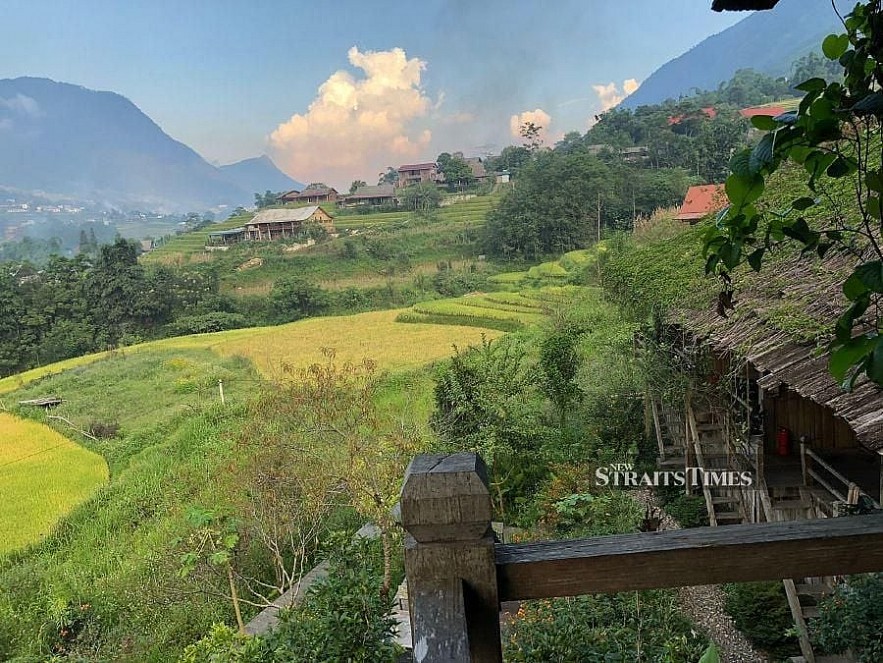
(400, 452, 883, 662)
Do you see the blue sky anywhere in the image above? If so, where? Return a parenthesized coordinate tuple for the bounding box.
(0, 1, 744, 187)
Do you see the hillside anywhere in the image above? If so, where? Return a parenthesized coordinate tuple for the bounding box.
(0, 78, 288, 211)
(621, 0, 846, 109)
(218, 156, 303, 196)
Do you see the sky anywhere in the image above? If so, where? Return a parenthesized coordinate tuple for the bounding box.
(0, 1, 745, 189)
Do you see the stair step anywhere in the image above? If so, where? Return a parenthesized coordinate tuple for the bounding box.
(773, 499, 813, 510)
(795, 583, 833, 598)
(715, 510, 743, 522)
(659, 457, 686, 467)
(712, 496, 737, 505)
(802, 605, 820, 619)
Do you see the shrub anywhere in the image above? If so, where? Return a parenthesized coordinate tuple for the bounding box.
(813, 573, 883, 662)
(723, 582, 800, 660)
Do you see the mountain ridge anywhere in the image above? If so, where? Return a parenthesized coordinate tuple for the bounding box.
(0, 77, 298, 211)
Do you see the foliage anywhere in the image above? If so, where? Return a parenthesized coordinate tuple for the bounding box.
(655, 484, 708, 528)
(539, 324, 583, 424)
(348, 179, 367, 194)
(723, 582, 799, 659)
(270, 275, 329, 321)
(813, 573, 883, 662)
(436, 152, 474, 190)
(703, 0, 883, 387)
(400, 182, 441, 211)
(178, 623, 265, 663)
(254, 191, 281, 209)
(262, 538, 399, 663)
(505, 590, 708, 662)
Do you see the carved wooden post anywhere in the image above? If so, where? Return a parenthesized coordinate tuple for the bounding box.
(400, 453, 502, 663)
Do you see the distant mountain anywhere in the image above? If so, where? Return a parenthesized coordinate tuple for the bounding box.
(0, 77, 295, 211)
(219, 156, 302, 198)
(621, 0, 846, 109)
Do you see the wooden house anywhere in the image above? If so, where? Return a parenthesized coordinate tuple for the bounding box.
(340, 184, 396, 208)
(278, 183, 339, 205)
(397, 163, 440, 188)
(242, 206, 333, 241)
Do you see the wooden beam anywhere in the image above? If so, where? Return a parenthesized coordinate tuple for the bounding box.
(496, 514, 883, 601)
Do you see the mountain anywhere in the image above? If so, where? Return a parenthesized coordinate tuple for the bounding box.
(0, 77, 294, 211)
(219, 156, 302, 197)
(621, 0, 846, 109)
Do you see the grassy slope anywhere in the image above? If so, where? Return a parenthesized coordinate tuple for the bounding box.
(0, 414, 108, 555)
(0, 305, 499, 660)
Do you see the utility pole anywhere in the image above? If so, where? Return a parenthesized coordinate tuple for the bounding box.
(597, 192, 602, 243)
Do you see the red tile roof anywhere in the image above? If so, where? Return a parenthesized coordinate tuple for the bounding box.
(739, 105, 787, 119)
(677, 184, 727, 222)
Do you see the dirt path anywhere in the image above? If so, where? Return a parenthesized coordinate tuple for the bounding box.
(631, 490, 768, 663)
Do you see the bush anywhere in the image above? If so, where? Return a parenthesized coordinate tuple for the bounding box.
(723, 582, 799, 660)
(505, 591, 708, 662)
(166, 312, 247, 335)
(813, 573, 883, 662)
(656, 485, 708, 528)
(262, 538, 399, 662)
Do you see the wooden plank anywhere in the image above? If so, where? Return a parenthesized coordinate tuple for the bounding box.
(783, 578, 815, 663)
(496, 514, 883, 601)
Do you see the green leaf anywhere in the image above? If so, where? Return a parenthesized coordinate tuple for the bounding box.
(854, 261, 883, 292)
(795, 77, 827, 93)
(704, 253, 719, 275)
(699, 644, 721, 663)
(725, 173, 764, 208)
(822, 33, 850, 60)
(729, 149, 752, 178)
(817, 242, 832, 259)
(746, 248, 765, 271)
(853, 92, 883, 114)
(791, 196, 816, 211)
(868, 196, 882, 220)
(826, 157, 856, 178)
(866, 170, 883, 192)
(750, 115, 779, 131)
(829, 335, 877, 381)
(843, 272, 869, 300)
(749, 134, 775, 174)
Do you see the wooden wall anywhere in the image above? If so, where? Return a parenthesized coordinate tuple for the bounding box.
(763, 385, 857, 453)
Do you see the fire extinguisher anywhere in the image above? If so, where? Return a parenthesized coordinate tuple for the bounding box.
(776, 427, 790, 456)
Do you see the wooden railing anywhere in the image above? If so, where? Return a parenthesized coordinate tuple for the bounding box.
(800, 442, 881, 509)
(401, 452, 883, 662)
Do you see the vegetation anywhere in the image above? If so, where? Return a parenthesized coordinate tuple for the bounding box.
(0, 413, 108, 554)
(723, 582, 800, 660)
(704, 0, 883, 387)
(813, 573, 883, 662)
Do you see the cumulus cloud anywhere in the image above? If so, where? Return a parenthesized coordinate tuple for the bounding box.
(509, 108, 551, 143)
(591, 78, 641, 114)
(269, 46, 432, 186)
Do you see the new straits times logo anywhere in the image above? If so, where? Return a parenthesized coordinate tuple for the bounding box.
(596, 462, 754, 488)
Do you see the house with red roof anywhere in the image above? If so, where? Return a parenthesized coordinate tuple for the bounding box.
(676, 184, 728, 223)
(739, 105, 788, 120)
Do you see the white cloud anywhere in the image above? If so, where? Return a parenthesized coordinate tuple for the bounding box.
(591, 78, 642, 114)
(0, 94, 43, 118)
(269, 46, 432, 186)
(509, 108, 551, 143)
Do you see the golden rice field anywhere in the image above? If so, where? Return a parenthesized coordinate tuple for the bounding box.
(0, 310, 503, 394)
(0, 413, 108, 555)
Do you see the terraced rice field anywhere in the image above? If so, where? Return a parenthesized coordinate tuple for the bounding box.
(0, 309, 504, 394)
(0, 414, 108, 554)
(397, 287, 580, 331)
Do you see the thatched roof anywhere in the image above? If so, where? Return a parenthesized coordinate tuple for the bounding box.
(712, 0, 780, 10)
(671, 252, 883, 451)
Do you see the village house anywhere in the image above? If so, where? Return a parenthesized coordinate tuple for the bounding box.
(207, 205, 333, 246)
(340, 184, 396, 208)
(397, 162, 440, 188)
(675, 184, 727, 222)
(277, 183, 339, 205)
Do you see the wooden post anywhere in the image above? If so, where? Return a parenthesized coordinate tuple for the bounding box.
(800, 441, 809, 486)
(400, 453, 502, 663)
(218, 380, 226, 405)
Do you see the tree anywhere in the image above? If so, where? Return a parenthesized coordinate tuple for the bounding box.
(349, 179, 367, 194)
(703, 0, 883, 387)
(540, 326, 583, 425)
(485, 145, 531, 178)
(520, 121, 544, 151)
(401, 182, 441, 211)
(254, 190, 279, 208)
(436, 152, 473, 191)
(377, 166, 399, 186)
(271, 276, 329, 321)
